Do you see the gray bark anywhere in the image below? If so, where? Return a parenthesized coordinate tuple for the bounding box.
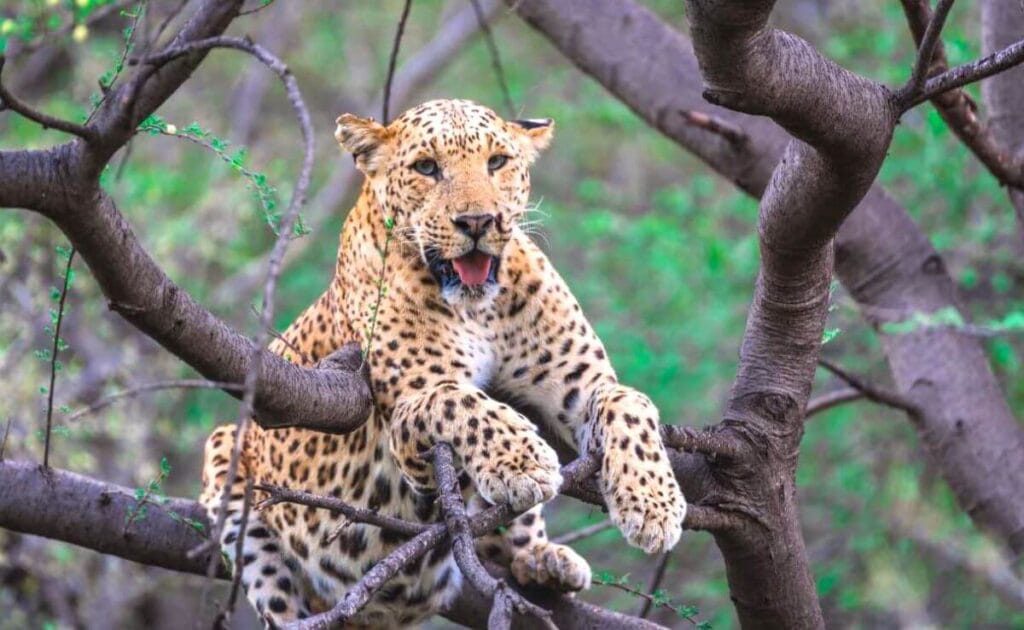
(509, 0, 1024, 563)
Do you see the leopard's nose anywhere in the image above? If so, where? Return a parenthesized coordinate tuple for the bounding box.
(452, 213, 495, 239)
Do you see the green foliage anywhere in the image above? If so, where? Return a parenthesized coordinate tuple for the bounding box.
(125, 456, 205, 535)
(363, 216, 395, 358)
(593, 570, 711, 628)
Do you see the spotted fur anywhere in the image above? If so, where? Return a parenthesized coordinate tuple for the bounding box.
(199, 99, 686, 628)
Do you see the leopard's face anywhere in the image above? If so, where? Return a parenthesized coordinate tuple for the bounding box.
(336, 99, 553, 303)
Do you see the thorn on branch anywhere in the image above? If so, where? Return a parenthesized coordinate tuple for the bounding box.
(0, 57, 97, 141)
(680, 109, 747, 147)
(817, 358, 921, 419)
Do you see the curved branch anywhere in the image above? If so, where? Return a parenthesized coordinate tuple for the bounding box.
(805, 387, 863, 419)
(0, 57, 96, 141)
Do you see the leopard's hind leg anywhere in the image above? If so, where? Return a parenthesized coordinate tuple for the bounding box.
(471, 500, 591, 592)
(199, 425, 312, 628)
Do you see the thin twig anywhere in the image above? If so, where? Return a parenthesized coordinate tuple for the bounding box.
(551, 519, 614, 545)
(817, 358, 920, 418)
(43, 248, 75, 469)
(382, 0, 414, 123)
(467, 0, 516, 117)
(67, 380, 244, 422)
(0, 58, 96, 141)
(216, 477, 254, 628)
(903, 0, 956, 98)
(907, 37, 1024, 109)
(896, 0, 1024, 191)
(136, 34, 316, 607)
(239, 0, 278, 16)
(85, 2, 145, 125)
(594, 577, 705, 627)
(680, 110, 747, 146)
(805, 387, 863, 419)
(637, 553, 671, 618)
(253, 484, 427, 537)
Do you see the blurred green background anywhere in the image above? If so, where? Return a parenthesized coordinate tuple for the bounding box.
(1, 0, 1022, 628)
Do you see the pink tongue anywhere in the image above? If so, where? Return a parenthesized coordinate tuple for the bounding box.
(452, 251, 492, 286)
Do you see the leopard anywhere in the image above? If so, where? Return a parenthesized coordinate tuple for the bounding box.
(198, 98, 687, 628)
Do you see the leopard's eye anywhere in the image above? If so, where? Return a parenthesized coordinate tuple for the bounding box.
(412, 159, 439, 177)
(487, 154, 508, 172)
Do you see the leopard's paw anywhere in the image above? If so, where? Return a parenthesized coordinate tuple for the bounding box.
(511, 541, 591, 592)
(472, 430, 562, 511)
(603, 454, 686, 554)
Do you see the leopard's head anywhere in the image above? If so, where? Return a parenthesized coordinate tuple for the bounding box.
(335, 99, 553, 303)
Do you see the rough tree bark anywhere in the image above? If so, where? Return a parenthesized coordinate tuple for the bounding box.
(4, 1, 1024, 628)
(982, 0, 1024, 230)
(0, 0, 373, 434)
(508, 0, 1024, 560)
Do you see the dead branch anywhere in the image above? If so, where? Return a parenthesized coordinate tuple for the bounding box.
(661, 424, 747, 461)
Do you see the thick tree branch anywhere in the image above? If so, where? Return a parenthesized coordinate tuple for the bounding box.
(0, 460, 667, 630)
(982, 0, 1024, 233)
(509, 0, 1024, 562)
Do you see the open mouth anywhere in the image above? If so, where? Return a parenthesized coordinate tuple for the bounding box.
(427, 248, 500, 291)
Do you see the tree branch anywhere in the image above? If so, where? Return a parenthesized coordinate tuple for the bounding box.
(509, 0, 1024, 562)
(900, 0, 956, 100)
(0, 460, 669, 630)
(817, 358, 921, 419)
(804, 387, 863, 419)
(0, 58, 96, 141)
(906, 38, 1024, 110)
(897, 0, 1024, 195)
(431, 443, 554, 630)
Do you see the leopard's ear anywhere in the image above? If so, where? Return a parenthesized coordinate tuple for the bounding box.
(510, 118, 554, 162)
(335, 114, 391, 175)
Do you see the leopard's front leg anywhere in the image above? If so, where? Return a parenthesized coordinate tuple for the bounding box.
(390, 382, 562, 511)
(581, 383, 686, 554)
